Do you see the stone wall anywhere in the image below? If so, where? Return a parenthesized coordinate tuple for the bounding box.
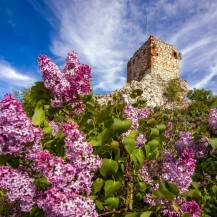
(127, 35, 179, 83)
(95, 73, 190, 111)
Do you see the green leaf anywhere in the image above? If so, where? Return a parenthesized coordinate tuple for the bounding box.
(185, 189, 201, 199)
(104, 180, 121, 198)
(128, 130, 139, 139)
(150, 128, 159, 138)
(86, 102, 96, 114)
(34, 177, 50, 190)
(134, 149, 145, 166)
(123, 137, 135, 154)
(89, 139, 102, 147)
(147, 139, 160, 152)
(43, 121, 53, 135)
(0, 155, 12, 165)
(92, 178, 104, 194)
(212, 185, 217, 195)
(156, 124, 166, 132)
(182, 212, 190, 217)
(172, 202, 179, 212)
(111, 141, 120, 152)
(145, 145, 150, 157)
(32, 102, 45, 126)
(8, 156, 20, 169)
(209, 138, 217, 150)
(152, 189, 175, 200)
(191, 181, 199, 189)
(105, 197, 119, 209)
(95, 200, 104, 211)
(139, 182, 146, 191)
(152, 182, 179, 200)
(161, 182, 179, 196)
(140, 211, 153, 217)
(30, 206, 45, 217)
(111, 118, 132, 133)
(99, 158, 119, 177)
(125, 213, 140, 217)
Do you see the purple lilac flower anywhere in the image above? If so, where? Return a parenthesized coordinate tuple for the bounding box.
(37, 188, 98, 217)
(180, 200, 201, 217)
(38, 51, 91, 114)
(62, 121, 102, 194)
(0, 94, 101, 216)
(0, 94, 42, 155)
(136, 134, 147, 148)
(161, 150, 195, 194)
(0, 166, 36, 212)
(164, 121, 173, 138)
(138, 161, 153, 185)
(49, 121, 59, 136)
(122, 104, 150, 136)
(175, 132, 209, 158)
(208, 108, 217, 134)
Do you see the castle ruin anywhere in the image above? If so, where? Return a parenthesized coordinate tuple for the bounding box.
(127, 35, 179, 83)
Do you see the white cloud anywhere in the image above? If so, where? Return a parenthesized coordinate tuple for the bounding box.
(44, 0, 217, 94)
(45, 0, 147, 93)
(0, 60, 36, 97)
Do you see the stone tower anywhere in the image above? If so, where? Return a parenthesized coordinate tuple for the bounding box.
(127, 35, 179, 83)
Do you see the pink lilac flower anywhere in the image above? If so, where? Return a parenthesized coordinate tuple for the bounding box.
(37, 188, 98, 217)
(0, 94, 101, 216)
(164, 121, 173, 138)
(208, 108, 217, 134)
(62, 121, 102, 195)
(180, 200, 201, 217)
(138, 160, 153, 185)
(175, 132, 209, 158)
(0, 166, 36, 212)
(0, 94, 42, 155)
(38, 51, 91, 114)
(161, 150, 195, 194)
(135, 134, 147, 148)
(122, 104, 150, 136)
(49, 121, 59, 136)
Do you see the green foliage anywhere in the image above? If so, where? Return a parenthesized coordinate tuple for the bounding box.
(164, 79, 183, 102)
(7, 84, 217, 216)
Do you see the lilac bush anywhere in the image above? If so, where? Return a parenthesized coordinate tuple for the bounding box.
(38, 51, 91, 114)
(208, 107, 217, 134)
(175, 132, 209, 158)
(0, 166, 36, 212)
(0, 92, 101, 216)
(122, 103, 150, 136)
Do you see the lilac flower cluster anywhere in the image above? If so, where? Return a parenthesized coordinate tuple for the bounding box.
(0, 166, 36, 212)
(138, 160, 153, 185)
(164, 121, 173, 138)
(62, 121, 102, 195)
(0, 95, 101, 216)
(175, 132, 209, 158)
(38, 51, 91, 114)
(49, 120, 59, 136)
(208, 108, 217, 134)
(122, 104, 150, 136)
(0, 94, 42, 155)
(161, 150, 195, 194)
(135, 133, 147, 148)
(180, 200, 201, 217)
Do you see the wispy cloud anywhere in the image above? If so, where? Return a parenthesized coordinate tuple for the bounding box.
(0, 60, 36, 97)
(43, 0, 217, 93)
(45, 0, 147, 93)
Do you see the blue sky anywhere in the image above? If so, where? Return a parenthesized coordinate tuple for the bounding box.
(0, 0, 217, 98)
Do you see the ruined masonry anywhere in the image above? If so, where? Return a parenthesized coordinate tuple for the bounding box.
(96, 35, 190, 110)
(127, 35, 179, 83)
